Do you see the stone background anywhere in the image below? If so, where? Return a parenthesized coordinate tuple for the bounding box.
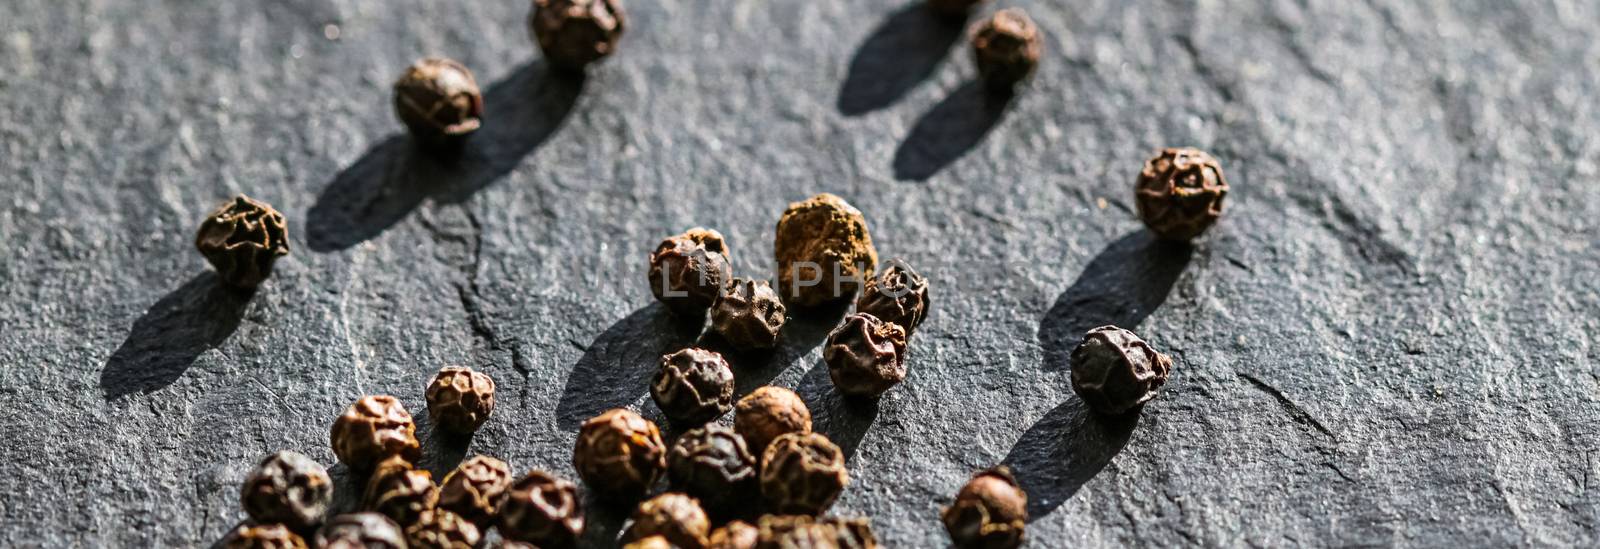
(2, 0, 1597, 546)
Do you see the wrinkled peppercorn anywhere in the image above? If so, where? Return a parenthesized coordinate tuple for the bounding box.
(530, 0, 627, 71)
(709, 278, 787, 351)
(773, 193, 879, 308)
(1134, 147, 1229, 241)
(652, 348, 736, 425)
(970, 9, 1042, 92)
(824, 313, 910, 398)
(855, 261, 930, 336)
(926, 0, 989, 18)
(406, 509, 481, 549)
(709, 521, 759, 549)
(623, 492, 711, 548)
(221, 523, 308, 549)
(734, 387, 812, 458)
(437, 455, 513, 530)
(317, 513, 408, 549)
(668, 426, 758, 517)
(196, 195, 290, 289)
(498, 469, 585, 548)
(364, 456, 438, 527)
(755, 515, 877, 549)
(330, 396, 420, 470)
(426, 365, 496, 435)
(241, 450, 332, 532)
(393, 58, 483, 147)
(1071, 325, 1172, 414)
(942, 466, 1027, 549)
(573, 408, 666, 501)
(624, 536, 674, 549)
(648, 228, 733, 317)
(760, 432, 849, 516)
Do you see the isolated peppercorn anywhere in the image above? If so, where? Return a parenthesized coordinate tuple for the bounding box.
(855, 261, 930, 336)
(1071, 325, 1173, 414)
(1134, 147, 1229, 241)
(317, 513, 408, 549)
(393, 57, 483, 147)
(709, 278, 787, 351)
(734, 386, 812, 457)
(652, 348, 736, 425)
(220, 523, 308, 549)
(648, 228, 733, 317)
(623, 493, 712, 548)
(437, 455, 513, 530)
(927, 0, 989, 18)
(330, 395, 420, 470)
(573, 408, 666, 501)
(668, 426, 758, 517)
(709, 521, 759, 549)
(530, 0, 627, 71)
(426, 365, 496, 435)
(773, 193, 879, 308)
(240, 450, 332, 532)
(755, 515, 878, 549)
(364, 456, 439, 527)
(970, 9, 1042, 92)
(498, 469, 585, 548)
(406, 509, 481, 549)
(760, 432, 849, 516)
(942, 466, 1027, 549)
(195, 195, 290, 289)
(824, 313, 910, 398)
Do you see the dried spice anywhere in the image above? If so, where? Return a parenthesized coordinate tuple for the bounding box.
(648, 228, 733, 317)
(970, 9, 1042, 92)
(405, 509, 481, 549)
(734, 386, 812, 458)
(329, 395, 420, 470)
(854, 261, 930, 336)
(220, 523, 308, 549)
(708, 521, 759, 549)
(651, 348, 736, 425)
(1070, 325, 1173, 414)
(437, 455, 514, 530)
(759, 432, 849, 516)
(573, 408, 666, 501)
(1134, 147, 1229, 241)
(624, 536, 674, 549)
(316, 513, 408, 549)
(823, 313, 910, 398)
(755, 515, 877, 549)
(941, 467, 1027, 549)
(363, 456, 438, 527)
(195, 195, 290, 289)
(709, 277, 787, 351)
(622, 493, 711, 548)
(393, 57, 483, 146)
(426, 365, 496, 435)
(667, 426, 758, 517)
(240, 450, 331, 532)
(773, 193, 878, 308)
(530, 0, 627, 71)
(926, 0, 989, 18)
(498, 469, 585, 548)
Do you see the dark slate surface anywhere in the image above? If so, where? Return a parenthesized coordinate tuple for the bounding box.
(2, 0, 1597, 546)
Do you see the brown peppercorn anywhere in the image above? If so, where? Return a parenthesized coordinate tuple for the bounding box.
(529, 0, 627, 71)
(623, 492, 712, 548)
(624, 536, 674, 549)
(823, 313, 910, 398)
(240, 450, 332, 532)
(667, 426, 758, 517)
(330, 395, 420, 470)
(773, 193, 879, 308)
(652, 348, 736, 425)
(755, 515, 877, 549)
(854, 261, 930, 336)
(220, 523, 308, 549)
(648, 228, 733, 317)
(195, 195, 290, 289)
(970, 9, 1042, 92)
(364, 456, 439, 527)
(393, 57, 483, 147)
(708, 521, 759, 549)
(406, 509, 482, 549)
(426, 365, 496, 435)
(498, 469, 585, 548)
(734, 387, 812, 458)
(942, 466, 1027, 549)
(709, 278, 787, 351)
(1133, 147, 1229, 241)
(437, 455, 514, 530)
(926, 0, 989, 18)
(316, 513, 408, 549)
(1071, 325, 1173, 414)
(573, 408, 667, 501)
(759, 433, 849, 516)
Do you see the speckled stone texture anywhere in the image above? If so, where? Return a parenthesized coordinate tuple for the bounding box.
(1, 0, 1597, 547)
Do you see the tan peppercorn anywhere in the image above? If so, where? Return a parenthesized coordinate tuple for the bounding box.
(498, 469, 585, 547)
(1134, 147, 1229, 241)
(405, 509, 481, 549)
(529, 0, 627, 71)
(436, 455, 513, 530)
(734, 387, 813, 458)
(240, 450, 331, 532)
(220, 523, 308, 549)
(363, 456, 438, 527)
(651, 347, 736, 426)
(316, 512, 408, 549)
(392, 57, 483, 146)
(942, 466, 1027, 549)
(823, 312, 910, 398)
(708, 520, 759, 549)
(330, 396, 420, 470)
(573, 408, 667, 502)
(624, 536, 674, 549)
(709, 277, 787, 351)
(760, 432, 849, 516)
(754, 515, 878, 548)
(623, 492, 712, 548)
(649, 228, 734, 317)
(426, 365, 496, 435)
(773, 193, 878, 308)
(971, 9, 1042, 92)
(855, 260, 931, 336)
(195, 195, 290, 289)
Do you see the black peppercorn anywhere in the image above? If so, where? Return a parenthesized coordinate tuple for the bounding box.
(926, 0, 989, 18)
(624, 536, 674, 549)
(734, 386, 812, 458)
(364, 456, 439, 527)
(220, 523, 309, 549)
(240, 450, 332, 532)
(530, 0, 627, 71)
(195, 195, 290, 289)
(759, 432, 849, 516)
(437, 455, 513, 531)
(651, 348, 736, 425)
(1070, 325, 1173, 414)
(498, 469, 585, 548)
(941, 466, 1027, 549)
(708, 520, 758, 549)
(755, 515, 878, 549)
(823, 313, 910, 398)
(855, 260, 930, 336)
(668, 426, 758, 517)
(406, 509, 481, 549)
(316, 512, 408, 549)
(709, 278, 787, 351)
(426, 365, 496, 435)
(649, 228, 733, 317)
(393, 57, 483, 147)
(623, 492, 712, 548)
(329, 395, 420, 470)
(773, 193, 879, 308)
(970, 9, 1042, 92)
(573, 408, 667, 501)
(1134, 147, 1229, 241)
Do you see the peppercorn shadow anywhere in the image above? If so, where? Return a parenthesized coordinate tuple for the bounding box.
(324, 463, 367, 518)
(1000, 398, 1137, 519)
(412, 409, 470, 481)
(99, 272, 253, 399)
(892, 81, 1013, 181)
(795, 359, 879, 462)
(836, 4, 965, 116)
(556, 303, 703, 430)
(305, 62, 584, 252)
(577, 493, 630, 546)
(705, 299, 849, 399)
(1038, 231, 1192, 374)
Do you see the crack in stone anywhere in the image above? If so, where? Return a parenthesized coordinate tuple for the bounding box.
(1237, 372, 1336, 440)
